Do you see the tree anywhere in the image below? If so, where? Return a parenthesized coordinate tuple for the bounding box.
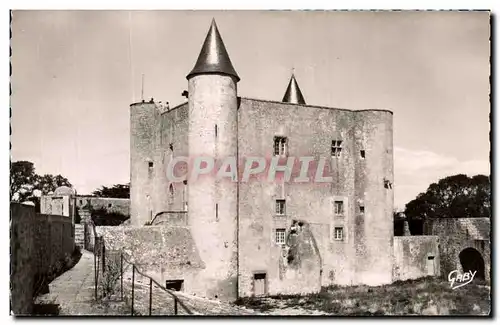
(34, 174, 72, 195)
(404, 174, 491, 221)
(10, 161, 36, 201)
(10, 160, 72, 204)
(91, 207, 129, 226)
(92, 184, 130, 198)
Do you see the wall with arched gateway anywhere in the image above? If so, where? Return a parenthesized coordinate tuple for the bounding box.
(425, 218, 490, 283)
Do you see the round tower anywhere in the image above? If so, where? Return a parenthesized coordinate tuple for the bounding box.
(186, 19, 239, 301)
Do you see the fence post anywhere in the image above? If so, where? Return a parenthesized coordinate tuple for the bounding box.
(149, 278, 153, 316)
(94, 245, 97, 300)
(174, 298, 178, 315)
(102, 240, 106, 273)
(131, 265, 135, 316)
(120, 252, 123, 301)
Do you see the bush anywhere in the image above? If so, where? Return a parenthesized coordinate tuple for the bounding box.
(99, 252, 122, 298)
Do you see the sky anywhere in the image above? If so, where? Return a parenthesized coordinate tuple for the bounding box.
(10, 10, 491, 209)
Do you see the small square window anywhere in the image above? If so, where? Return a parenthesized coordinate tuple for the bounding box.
(332, 140, 343, 158)
(165, 280, 184, 291)
(334, 201, 344, 215)
(108, 203, 112, 208)
(148, 161, 154, 168)
(274, 137, 287, 156)
(360, 205, 365, 214)
(360, 150, 365, 159)
(275, 229, 286, 244)
(276, 199, 286, 215)
(334, 227, 344, 241)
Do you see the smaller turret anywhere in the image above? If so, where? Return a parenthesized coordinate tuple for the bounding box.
(282, 74, 306, 105)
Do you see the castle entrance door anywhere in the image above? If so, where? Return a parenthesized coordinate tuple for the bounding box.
(253, 273, 267, 296)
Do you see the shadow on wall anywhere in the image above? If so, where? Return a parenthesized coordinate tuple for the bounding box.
(10, 203, 77, 315)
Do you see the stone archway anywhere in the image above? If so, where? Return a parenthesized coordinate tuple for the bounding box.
(459, 247, 485, 280)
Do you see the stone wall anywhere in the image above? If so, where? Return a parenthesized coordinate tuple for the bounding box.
(10, 203, 75, 315)
(393, 236, 440, 281)
(76, 197, 130, 217)
(10, 203, 35, 315)
(426, 218, 490, 282)
(75, 224, 85, 249)
(237, 98, 394, 296)
(96, 225, 211, 298)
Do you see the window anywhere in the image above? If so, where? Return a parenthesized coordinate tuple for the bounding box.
(332, 140, 342, 157)
(165, 280, 184, 291)
(274, 136, 287, 156)
(108, 203, 112, 208)
(360, 150, 365, 159)
(215, 124, 218, 138)
(334, 227, 344, 241)
(148, 161, 154, 168)
(384, 179, 392, 189)
(334, 201, 344, 215)
(169, 143, 174, 151)
(360, 205, 365, 214)
(183, 180, 188, 211)
(216, 203, 219, 221)
(276, 199, 286, 215)
(275, 229, 286, 244)
(169, 184, 174, 196)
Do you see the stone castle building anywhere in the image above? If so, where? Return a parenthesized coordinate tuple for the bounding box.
(129, 19, 399, 301)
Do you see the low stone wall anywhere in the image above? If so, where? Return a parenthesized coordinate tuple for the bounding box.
(96, 225, 211, 298)
(10, 203, 35, 315)
(10, 203, 75, 315)
(393, 235, 440, 281)
(75, 224, 84, 249)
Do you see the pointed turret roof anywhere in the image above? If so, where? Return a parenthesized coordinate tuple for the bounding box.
(282, 74, 306, 105)
(187, 19, 240, 82)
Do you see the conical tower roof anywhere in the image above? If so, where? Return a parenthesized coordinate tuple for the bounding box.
(187, 19, 240, 82)
(282, 74, 306, 105)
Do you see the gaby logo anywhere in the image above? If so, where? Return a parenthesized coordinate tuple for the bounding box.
(448, 270, 477, 289)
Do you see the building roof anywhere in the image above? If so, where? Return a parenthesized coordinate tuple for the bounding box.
(186, 19, 240, 82)
(53, 186, 76, 196)
(282, 74, 306, 105)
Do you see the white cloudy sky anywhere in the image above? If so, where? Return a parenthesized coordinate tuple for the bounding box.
(11, 11, 490, 209)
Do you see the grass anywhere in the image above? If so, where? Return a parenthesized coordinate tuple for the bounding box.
(234, 277, 491, 315)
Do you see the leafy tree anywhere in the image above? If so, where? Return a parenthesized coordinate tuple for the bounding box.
(92, 184, 129, 199)
(10, 161, 36, 201)
(34, 174, 72, 195)
(404, 174, 491, 221)
(10, 160, 72, 204)
(91, 207, 129, 226)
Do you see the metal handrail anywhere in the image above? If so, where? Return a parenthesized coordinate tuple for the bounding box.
(93, 232, 192, 315)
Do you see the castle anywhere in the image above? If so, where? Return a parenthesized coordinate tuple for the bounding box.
(129, 19, 399, 301)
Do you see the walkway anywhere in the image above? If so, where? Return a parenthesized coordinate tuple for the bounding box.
(33, 250, 257, 315)
(35, 250, 126, 315)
